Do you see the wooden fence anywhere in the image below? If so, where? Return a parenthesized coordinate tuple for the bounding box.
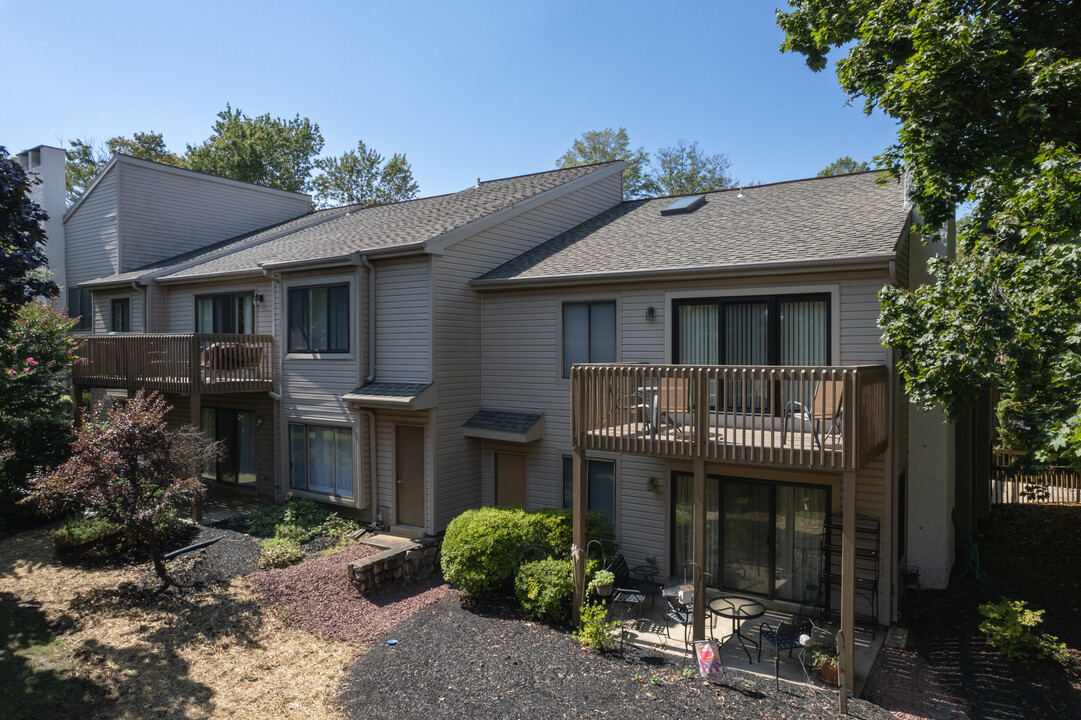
(991, 449, 1081, 504)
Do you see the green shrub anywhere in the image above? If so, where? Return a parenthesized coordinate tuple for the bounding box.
(51, 510, 190, 565)
(575, 600, 619, 652)
(258, 537, 307, 569)
(238, 496, 360, 542)
(515, 558, 574, 622)
(528, 508, 617, 559)
(441, 507, 536, 598)
(979, 598, 1069, 664)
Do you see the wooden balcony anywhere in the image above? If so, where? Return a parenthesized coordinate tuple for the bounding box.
(570, 364, 890, 472)
(74, 333, 274, 394)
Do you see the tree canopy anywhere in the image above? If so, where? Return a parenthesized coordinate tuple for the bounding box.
(1, 147, 56, 331)
(779, 1, 1081, 468)
(311, 140, 419, 208)
(66, 132, 182, 204)
(653, 139, 734, 196)
(557, 128, 657, 200)
(185, 104, 325, 194)
(817, 155, 871, 177)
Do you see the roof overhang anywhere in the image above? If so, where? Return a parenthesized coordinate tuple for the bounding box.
(462, 409, 545, 443)
(342, 382, 437, 410)
(471, 253, 897, 291)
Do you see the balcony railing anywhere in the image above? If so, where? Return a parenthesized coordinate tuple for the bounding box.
(74, 333, 274, 394)
(571, 364, 889, 471)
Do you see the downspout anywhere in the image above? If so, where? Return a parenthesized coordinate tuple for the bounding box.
(358, 254, 379, 520)
(359, 254, 376, 384)
(262, 266, 284, 500)
(131, 281, 146, 331)
(358, 408, 380, 523)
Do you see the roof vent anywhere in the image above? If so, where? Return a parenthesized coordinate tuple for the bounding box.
(660, 194, 705, 216)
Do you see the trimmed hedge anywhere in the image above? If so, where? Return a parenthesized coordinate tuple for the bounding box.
(528, 507, 617, 559)
(441, 507, 536, 598)
(515, 557, 574, 622)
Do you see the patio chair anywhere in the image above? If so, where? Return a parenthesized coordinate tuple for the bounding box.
(663, 589, 694, 655)
(656, 377, 691, 438)
(605, 554, 651, 616)
(601, 375, 651, 432)
(758, 618, 813, 689)
(781, 379, 843, 450)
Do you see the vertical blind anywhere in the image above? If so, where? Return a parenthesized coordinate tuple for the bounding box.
(562, 301, 616, 376)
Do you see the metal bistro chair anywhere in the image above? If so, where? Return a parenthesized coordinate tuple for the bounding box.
(663, 589, 694, 655)
(782, 379, 843, 450)
(758, 617, 813, 689)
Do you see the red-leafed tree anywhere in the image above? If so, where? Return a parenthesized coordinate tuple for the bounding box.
(23, 392, 214, 582)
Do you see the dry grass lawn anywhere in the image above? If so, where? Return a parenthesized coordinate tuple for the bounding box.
(0, 528, 364, 720)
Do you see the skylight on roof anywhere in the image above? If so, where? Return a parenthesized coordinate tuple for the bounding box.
(660, 194, 705, 216)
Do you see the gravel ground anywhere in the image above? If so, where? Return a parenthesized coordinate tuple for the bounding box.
(249, 543, 456, 643)
(337, 597, 895, 720)
(161, 525, 262, 587)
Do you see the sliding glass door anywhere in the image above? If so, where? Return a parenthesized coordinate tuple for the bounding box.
(672, 473, 828, 602)
(201, 408, 256, 486)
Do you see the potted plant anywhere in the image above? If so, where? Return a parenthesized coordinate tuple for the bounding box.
(589, 569, 615, 597)
(807, 639, 839, 686)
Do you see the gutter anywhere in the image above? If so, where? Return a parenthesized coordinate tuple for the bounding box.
(470, 254, 899, 291)
(131, 281, 147, 331)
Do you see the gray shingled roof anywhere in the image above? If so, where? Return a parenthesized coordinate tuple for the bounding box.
(82, 208, 349, 287)
(475, 172, 909, 285)
(344, 381, 432, 401)
(148, 163, 617, 281)
(463, 409, 544, 434)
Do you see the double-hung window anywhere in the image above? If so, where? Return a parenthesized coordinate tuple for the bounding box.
(562, 301, 615, 377)
(110, 298, 130, 332)
(561, 457, 615, 530)
(288, 283, 349, 353)
(195, 292, 255, 334)
(288, 423, 354, 497)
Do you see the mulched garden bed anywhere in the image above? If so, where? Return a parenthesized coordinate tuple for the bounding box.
(337, 596, 893, 720)
(862, 503, 1081, 720)
(162, 524, 262, 587)
(249, 543, 455, 643)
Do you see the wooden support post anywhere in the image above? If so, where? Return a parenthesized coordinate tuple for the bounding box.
(72, 384, 84, 427)
(190, 392, 202, 431)
(571, 446, 587, 625)
(692, 457, 706, 640)
(841, 469, 857, 693)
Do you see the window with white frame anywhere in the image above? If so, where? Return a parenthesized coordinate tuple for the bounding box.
(288, 283, 349, 353)
(288, 423, 354, 497)
(562, 300, 615, 377)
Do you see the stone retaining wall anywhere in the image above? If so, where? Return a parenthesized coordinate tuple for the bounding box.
(349, 536, 441, 595)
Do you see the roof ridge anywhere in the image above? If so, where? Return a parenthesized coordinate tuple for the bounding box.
(476, 161, 619, 185)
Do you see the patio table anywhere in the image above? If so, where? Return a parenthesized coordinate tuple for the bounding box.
(708, 595, 765, 662)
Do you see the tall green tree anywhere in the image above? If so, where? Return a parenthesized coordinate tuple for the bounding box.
(817, 155, 871, 177)
(311, 141, 419, 208)
(779, 1, 1081, 468)
(652, 139, 734, 196)
(184, 104, 324, 193)
(557, 128, 657, 199)
(65, 132, 181, 204)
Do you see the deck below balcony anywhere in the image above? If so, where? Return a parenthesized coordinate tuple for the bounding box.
(74, 333, 274, 394)
(571, 364, 890, 472)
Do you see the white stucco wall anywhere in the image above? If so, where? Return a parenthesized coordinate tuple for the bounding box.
(16, 145, 67, 292)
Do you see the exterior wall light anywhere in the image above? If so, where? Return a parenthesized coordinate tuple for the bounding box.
(646, 306, 656, 321)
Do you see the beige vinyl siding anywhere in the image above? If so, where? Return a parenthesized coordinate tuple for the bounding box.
(91, 289, 144, 334)
(839, 272, 892, 365)
(431, 172, 623, 530)
(164, 280, 274, 335)
(117, 162, 309, 272)
(64, 165, 119, 290)
(480, 270, 896, 581)
(374, 257, 431, 382)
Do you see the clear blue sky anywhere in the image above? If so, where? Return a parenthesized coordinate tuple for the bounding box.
(3, 0, 897, 198)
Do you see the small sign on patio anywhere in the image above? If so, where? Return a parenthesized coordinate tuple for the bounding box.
(694, 639, 723, 676)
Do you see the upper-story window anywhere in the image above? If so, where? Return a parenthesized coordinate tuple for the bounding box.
(196, 292, 254, 334)
(288, 283, 349, 353)
(110, 298, 130, 332)
(67, 288, 93, 331)
(672, 294, 830, 366)
(562, 301, 615, 377)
